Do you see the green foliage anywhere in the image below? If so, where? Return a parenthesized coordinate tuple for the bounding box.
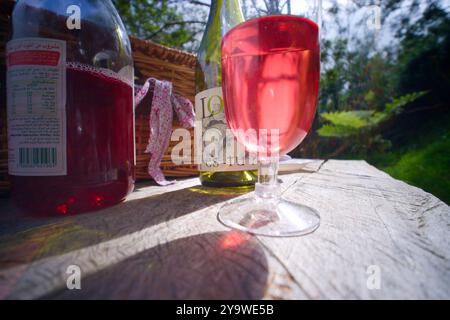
(312, 1, 449, 201)
(112, 0, 204, 49)
(319, 38, 398, 114)
(371, 113, 450, 204)
(318, 111, 371, 137)
(318, 92, 426, 139)
(385, 91, 428, 113)
(317, 124, 356, 138)
(384, 136, 450, 204)
(396, 3, 450, 103)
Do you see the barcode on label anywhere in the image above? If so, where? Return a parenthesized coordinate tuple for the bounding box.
(18, 148, 57, 168)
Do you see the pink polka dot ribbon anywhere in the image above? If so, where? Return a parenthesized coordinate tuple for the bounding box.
(135, 78, 195, 186)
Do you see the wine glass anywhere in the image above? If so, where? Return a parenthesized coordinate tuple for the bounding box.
(218, 0, 322, 237)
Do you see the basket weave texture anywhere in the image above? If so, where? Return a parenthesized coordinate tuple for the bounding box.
(131, 36, 198, 180)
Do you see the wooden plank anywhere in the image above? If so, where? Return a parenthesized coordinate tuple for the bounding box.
(258, 160, 450, 299)
(0, 162, 324, 300)
(0, 160, 448, 299)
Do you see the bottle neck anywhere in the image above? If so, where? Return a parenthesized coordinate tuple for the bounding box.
(207, 0, 244, 37)
(196, 0, 244, 89)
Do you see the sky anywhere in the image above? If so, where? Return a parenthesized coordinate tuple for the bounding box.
(243, 0, 450, 47)
(178, 0, 450, 51)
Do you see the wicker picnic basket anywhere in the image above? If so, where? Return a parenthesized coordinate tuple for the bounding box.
(0, 1, 198, 195)
(131, 36, 198, 180)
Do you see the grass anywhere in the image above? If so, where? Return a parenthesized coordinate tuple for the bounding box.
(382, 135, 450, 204)
(368, 114, 450, 204)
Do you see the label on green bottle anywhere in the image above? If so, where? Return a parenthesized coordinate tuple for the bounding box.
(195, 87, 257, 172)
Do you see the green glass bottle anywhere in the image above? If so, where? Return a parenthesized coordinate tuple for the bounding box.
(195, 0, 257, 188)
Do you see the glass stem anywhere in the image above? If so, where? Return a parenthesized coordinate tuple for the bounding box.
(255, 157, 280, 202)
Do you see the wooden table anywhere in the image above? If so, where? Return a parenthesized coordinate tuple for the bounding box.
(0, 160, 448, 300)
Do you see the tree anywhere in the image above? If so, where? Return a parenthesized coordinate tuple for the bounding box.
(112, 0, 207, 50)
(242, 0, 294, 17)
(293, 0, 450, 159)
(112, 0, 297, 50)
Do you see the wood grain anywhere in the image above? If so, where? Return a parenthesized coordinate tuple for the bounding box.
(0, 160, 448, 299)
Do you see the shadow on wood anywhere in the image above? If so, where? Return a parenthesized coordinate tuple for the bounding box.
(0, 185, 250, 269)
(42, 231, 269, 300)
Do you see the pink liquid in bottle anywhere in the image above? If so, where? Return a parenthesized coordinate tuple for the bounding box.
(8, 1, 135, 216)
(11, 63, 135, 215)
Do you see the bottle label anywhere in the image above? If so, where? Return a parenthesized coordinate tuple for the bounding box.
(194, 87, 257, 172)
(6, 38, 67, 176)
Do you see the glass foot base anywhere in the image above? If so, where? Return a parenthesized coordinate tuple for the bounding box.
(217, 197, 320, 237)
